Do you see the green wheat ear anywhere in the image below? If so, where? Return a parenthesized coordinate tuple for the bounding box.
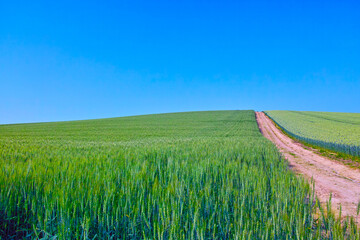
(357, 200, 360, 215)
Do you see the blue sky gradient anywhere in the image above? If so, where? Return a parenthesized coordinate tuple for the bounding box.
(1, 0, 360, 123)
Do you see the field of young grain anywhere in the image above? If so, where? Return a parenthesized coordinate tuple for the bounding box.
(0, 110, 358, 239)
(265, 111, 360, 158)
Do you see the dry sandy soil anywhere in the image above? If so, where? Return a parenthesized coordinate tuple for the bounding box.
(256, 112, 360, 221)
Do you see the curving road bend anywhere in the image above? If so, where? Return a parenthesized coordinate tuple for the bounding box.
(256, 111, 360, 221)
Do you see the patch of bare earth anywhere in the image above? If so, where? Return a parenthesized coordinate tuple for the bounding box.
(256, 112, 360, 222)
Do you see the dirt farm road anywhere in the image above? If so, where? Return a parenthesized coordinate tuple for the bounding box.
(256, 112, 360, 221)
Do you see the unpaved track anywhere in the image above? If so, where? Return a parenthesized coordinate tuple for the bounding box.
(256, 112, 360, 221)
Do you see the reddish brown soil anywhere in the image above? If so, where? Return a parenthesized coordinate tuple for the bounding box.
(256, 112, 360, 221)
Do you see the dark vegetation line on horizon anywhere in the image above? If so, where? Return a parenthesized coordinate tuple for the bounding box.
(3, 109, 359, 126)
(0, 109, 245, 126)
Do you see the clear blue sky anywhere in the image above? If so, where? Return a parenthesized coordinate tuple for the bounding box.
(1, 0, 359, 124)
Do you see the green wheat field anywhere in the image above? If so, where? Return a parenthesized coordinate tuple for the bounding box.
(0, 110, 359, 239)
(265, 111, 360, 158)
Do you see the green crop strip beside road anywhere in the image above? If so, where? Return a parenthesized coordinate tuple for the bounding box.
(0, 111, 358, 239)
(265, 111, 360, 158)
